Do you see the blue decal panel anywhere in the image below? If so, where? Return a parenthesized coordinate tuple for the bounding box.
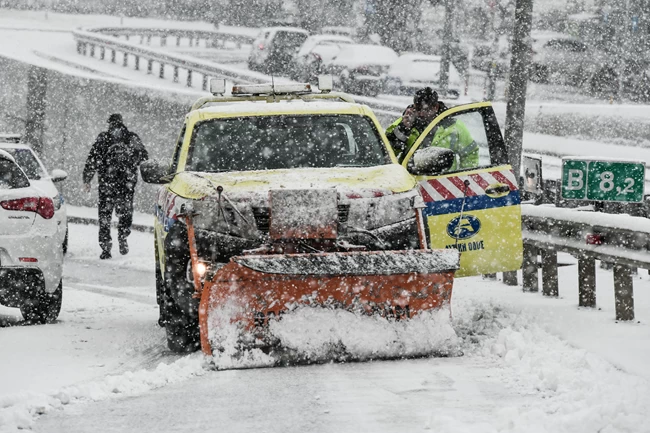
(423, 190, 520, 217)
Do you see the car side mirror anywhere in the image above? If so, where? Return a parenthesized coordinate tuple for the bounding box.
(140, 160, 171, 184)
(407, 147, 455, 176)
(50, 169, 68, 183)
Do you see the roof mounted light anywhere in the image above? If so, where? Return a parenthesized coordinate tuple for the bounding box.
(318, 75, 333, 93)
(231, 83, 312, 95)
(210, 78, 226, 95)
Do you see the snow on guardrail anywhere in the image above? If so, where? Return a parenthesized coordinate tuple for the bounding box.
(71, 26, 403, 117)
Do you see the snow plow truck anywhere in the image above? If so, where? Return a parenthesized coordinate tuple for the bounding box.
(140, 79, 523, 357)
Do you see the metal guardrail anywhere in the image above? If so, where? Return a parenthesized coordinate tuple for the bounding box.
(72, 28, 269, 90)
(86, 27, 256, 48)
(71, 27, 405, 116)
(520, 204, 647, 321)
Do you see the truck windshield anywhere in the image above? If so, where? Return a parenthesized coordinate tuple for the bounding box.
(186, 114, 389, 172)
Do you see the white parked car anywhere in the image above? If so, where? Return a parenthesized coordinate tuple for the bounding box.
(291, 34, 354, 82)
(0, 135, 68, 253)
(319, 44, 399, 97)
(384, 53, 462, 98)
(0, 149, 64, 323)
(247, 26, 309, 75)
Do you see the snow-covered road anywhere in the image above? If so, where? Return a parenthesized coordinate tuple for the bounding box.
(1, 222, 650, 432)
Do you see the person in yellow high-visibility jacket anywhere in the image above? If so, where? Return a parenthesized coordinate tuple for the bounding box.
(386, 87, 478, 171)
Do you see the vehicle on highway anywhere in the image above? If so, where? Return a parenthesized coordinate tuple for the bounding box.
(528, 31, 603, 86)
(383, 53, 462, 98)
(0, 149, 64, 324)
(317, 44, 399, 96)
(291, 34, 354, 82)
(0, 134, 68, 253)
(247, 26, 309, 75)
(140, 79, 523, 354)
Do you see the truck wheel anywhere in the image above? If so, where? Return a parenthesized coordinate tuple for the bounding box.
(164, 298, 200, 353)
(163, 230, 200, 353)
(21, 279, 63, 324)
(154, 240, 167, 328)
(62, 226, 69, 255)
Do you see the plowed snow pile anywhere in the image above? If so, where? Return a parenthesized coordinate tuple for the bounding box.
(207, 305, 460, 369)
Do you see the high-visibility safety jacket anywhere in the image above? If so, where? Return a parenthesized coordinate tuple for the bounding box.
(386, 117, 479, 171)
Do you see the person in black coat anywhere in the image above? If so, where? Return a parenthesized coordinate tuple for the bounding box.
(83, 114, 148, 259)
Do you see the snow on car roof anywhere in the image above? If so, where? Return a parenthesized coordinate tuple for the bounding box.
(0, 142, 31, 150)
(531, 30, 579, 42)
(0, 148, 15, 162)
(0, 133, 22, 143)
(399, 53, 443, 62)
(307, 34, 353, 44)
(333, 44, 398, 66)
(196, 99, 366, 117)
(262, 26, 309, 34)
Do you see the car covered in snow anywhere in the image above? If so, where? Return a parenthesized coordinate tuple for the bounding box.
(140, 80, 523, 352)
(383, 53, 463, 98)
(317, 44, 399, 96)
(247, 26, 310, 75)
(0, 149, 64, 323)
(290, 34, 354, 82)
(0, 135, 68, 253)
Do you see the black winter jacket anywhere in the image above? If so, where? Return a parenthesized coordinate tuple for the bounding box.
(83, 127, 148, 192)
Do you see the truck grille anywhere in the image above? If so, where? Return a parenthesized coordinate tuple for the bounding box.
(252, 205, 351, 233)
(252, 207, 270, 233)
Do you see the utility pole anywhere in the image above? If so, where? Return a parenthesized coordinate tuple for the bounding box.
(439, 0, 454, 96)
(487, 1, 497, 100)
(503, 0, 533, 180)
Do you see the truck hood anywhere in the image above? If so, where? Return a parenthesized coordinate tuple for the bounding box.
(169, 164, 416, 200)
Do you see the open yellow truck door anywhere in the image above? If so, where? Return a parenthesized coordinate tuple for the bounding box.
(401, 102, 523, 277)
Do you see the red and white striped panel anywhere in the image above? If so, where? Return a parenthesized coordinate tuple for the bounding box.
(419, 169, 518, 202)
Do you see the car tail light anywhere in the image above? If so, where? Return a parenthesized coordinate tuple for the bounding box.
(586, 233, 604, 245)
(258, 43, 264, 50)
(0, 197, 55, 219)
(19, 257, 38, 263)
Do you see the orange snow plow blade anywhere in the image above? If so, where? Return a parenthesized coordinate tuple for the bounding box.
(198, 249, 459, 355)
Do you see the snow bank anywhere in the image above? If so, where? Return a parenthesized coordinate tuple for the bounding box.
(207, 304, 460, 369)
(445, 298, 650, 433)
(0, 354, 207, 432)
(523, 203, 650, 233)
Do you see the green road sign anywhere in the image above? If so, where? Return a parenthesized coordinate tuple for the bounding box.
(561, 159, 645, 203)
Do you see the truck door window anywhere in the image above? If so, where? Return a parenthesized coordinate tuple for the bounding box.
(415, 111, 487, 171)
(405, 106, 508, 174)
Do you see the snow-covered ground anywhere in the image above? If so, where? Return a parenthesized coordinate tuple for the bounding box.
(1, 219, 649, 432)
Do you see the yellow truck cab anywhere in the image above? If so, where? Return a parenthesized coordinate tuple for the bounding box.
(140, 80, 522, 352)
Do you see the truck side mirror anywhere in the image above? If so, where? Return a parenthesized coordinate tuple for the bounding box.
(140, 160, 171, 184)
(407, 147, 455, 176)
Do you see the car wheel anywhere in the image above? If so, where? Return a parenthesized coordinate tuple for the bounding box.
(529, 64, 548, 83)
(590, 68, 618, 96)
(20, 279, 63, 324)
(163, 231, 200, 353)
(62, 226, 69, 255)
